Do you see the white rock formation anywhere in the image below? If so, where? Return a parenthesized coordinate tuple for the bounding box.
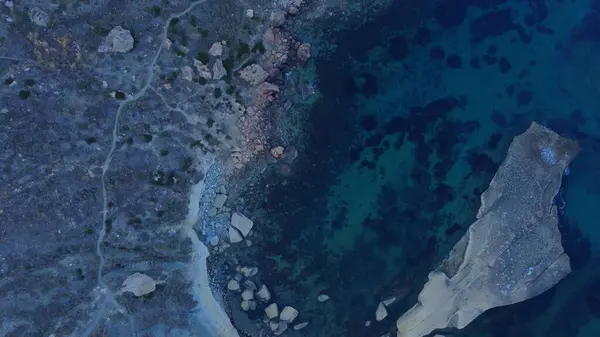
(227, 279, 240, 291)
(213, 194, 227, 208)
(257, 285, 271, 302)
(194, 59, 212, 79)
(209, 42, 224, 56)
(231, 213, 253, 237)
(229, 226, 243, 243)
(317, 294, 330, 302)
(241, 289, 254, 301)
(98, 26, 134, 53)
(376, 302, 388, 321)
(294, 322, 308, 330)
(121, 273, 156, 296)
(239, 64, 269, 86)
(212, 59, 227, 80)
(395, 122, 579, 337)
(265, 303, 279, 319)
(182, 65, 194, 82)
(280, 306, 299, 323)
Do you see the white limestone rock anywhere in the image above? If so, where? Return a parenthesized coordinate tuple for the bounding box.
(239, 64, 269, 86)
(376, 302, 388, 321)
(227, 279, 240, 291)
(241, 300, 251, 311)
(280, 306, 299, 323)
(383, 296, 396, 307)
(242, 289, 254, 301)
(213, 193, 228, 208)
(231, 213, 253, 237)
(229, 226, 243, 243)
(245, 9, 254, 18)
(265, 303, 279, 319)
(294, 322, 308, 330)
(317, 294, 329, 302)
(212, 59, 227, 80)
(98, 26, 134, 53)
(121, 273, 156, 297)
(209, 42, 224, 56)
(194, 59, 212, 79)
(182, 65, 194, 82)
(240, 266, 258, 277)
(257, 284, 271, 302)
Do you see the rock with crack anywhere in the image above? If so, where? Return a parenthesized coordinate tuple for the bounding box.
(121, 272, 156, 297)
(98, 26, 134, 53)
(396, 122, 580, 337)
(239, 64, 270, 85)
(194, 59, 212, 79)
(213, 59, 227, 80)
(231, 212, 253, 237)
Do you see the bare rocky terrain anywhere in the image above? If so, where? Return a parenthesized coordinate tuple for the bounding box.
(0, 0, 329, 336)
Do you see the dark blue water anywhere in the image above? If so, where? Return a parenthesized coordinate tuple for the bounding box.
(243, 0, 600, 336)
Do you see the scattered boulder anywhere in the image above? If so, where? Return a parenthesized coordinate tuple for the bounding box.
(213, 194, 228, 208)
(280, 306, 299, 323)
(231, 213, 253, 237)
(274, 321, 288, 336)
(240, 266, 258, 277)
(182, 65, 194, 82)
(241, 300, 251, 311)
(229, 226, 244, 243)
(294, 322, 308, 330)
(317, 294, 329, 302)
(212, 59, 227, 80)
(383, 296, 396, 307)
(242, 289, 254, 301)
(245, 9, 254, 18)
(227, 279, 240, 291)
(257, 285, 271, 302)
(265, 303, 279, 319)
(297, 43, 312, 63)
(194, 59, 212, 79)
(240, 64, 270, 85)
(270, 10, 286, 26)
(244, 279, 258, 290)
(376, 302, 388, 321)
(269, 321, 279, 331)
(209, 42, 224, 57)
(98, 26, 134, 53)
(122, 273, 156, 297)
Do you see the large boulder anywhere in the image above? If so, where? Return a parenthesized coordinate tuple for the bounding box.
(396, 122, 579, 337)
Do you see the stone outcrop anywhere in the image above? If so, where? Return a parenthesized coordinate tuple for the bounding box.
(98, 26, 134, 53)
(395, 122, 579, 337)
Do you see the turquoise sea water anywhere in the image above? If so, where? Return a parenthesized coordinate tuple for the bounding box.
(243, 0, 600, 336)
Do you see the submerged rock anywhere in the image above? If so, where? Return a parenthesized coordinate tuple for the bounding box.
(396, 122, 580, 337)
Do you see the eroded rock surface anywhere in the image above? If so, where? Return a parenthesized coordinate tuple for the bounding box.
(396, 122, 579, 337)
